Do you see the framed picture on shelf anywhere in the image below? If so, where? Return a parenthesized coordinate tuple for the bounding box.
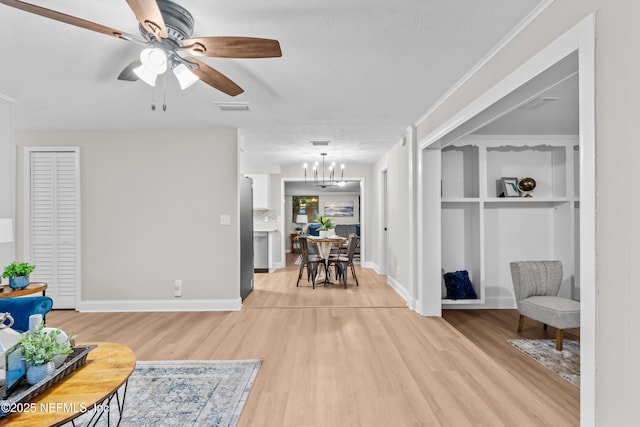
(501, 177, 520, 197)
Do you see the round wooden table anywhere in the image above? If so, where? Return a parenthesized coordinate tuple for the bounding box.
(0, 283, 47, 298)
(307, 236, 346, 284)
(0, 342, 136, 427)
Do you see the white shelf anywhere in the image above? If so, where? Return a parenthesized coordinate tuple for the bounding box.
(441, 198, 481, 203)
(438, 135, 580, 307)
(442, 298, 485, 305)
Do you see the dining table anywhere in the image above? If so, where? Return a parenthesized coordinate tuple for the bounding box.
(307, 235, 347, 285)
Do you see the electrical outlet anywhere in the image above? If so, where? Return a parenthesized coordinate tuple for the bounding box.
(174, 280, 182, 297)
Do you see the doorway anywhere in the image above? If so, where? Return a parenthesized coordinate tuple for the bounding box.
(379, 169, 388, 275)
(24, 147, 81, 309)
(416, 15, 595, 424)
(281, 177, 365, 268)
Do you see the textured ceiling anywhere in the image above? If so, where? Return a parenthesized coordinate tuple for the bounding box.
(0, 0, 544, 167)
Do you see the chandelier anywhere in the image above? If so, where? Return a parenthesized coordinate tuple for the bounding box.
(304, 153, 345, 188)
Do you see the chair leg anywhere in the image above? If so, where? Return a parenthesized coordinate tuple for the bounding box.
(556, 329, 564, 351)
(296, 263, 304, 287)
(517, 315, 525, 332)
(350, 263, 359, 286)
(310, 264, 317, 289)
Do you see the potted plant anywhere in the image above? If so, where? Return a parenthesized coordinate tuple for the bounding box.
(318, 216, 335, 238)
(2, 261, 36, 290)
(18, 323, 74, 385)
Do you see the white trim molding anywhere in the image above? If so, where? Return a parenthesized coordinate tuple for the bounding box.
(77, 298, 242, 313)
(387, 275, 411, 307)
(414, 0, 555, 128)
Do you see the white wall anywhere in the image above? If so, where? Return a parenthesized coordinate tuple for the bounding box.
(374, 136, 412, 301)
(408, 1, 636, 424)
(14, 129, 241, 310)
(0, 99, 14, 276)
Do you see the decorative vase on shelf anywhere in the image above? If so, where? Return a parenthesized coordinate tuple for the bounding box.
(26, 361, 55, 385)
(517, 177, 536, 198)
(9, 275, 29, 290)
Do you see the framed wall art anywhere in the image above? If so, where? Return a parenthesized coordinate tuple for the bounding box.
(324, 201, 354, 217)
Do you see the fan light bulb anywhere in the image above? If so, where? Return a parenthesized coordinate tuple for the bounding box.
(173, 63, 199, 90)
(133, 48, 168, 87)
(140, 48, 167, 74)
(133, 64, 157, 87)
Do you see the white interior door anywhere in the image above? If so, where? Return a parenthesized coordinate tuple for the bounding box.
(26, 149, 80, 309)
(380, 169, 388, 274)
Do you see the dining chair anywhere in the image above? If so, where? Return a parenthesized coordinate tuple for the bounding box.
(328, 236, 360, 288)
(296, 236, 326, 289)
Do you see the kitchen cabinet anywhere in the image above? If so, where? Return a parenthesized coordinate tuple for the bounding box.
(246, 174, 271, 209)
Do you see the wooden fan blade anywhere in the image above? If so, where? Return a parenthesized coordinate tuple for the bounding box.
(183, 37, 282, 58)
(117, 60, 142, 81)
(186, 58, 244, 97)
(0, 0, 134, 39)
(125, 0, 167, 40)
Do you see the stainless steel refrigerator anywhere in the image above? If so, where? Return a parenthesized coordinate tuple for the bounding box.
(240, 176, 254, 300)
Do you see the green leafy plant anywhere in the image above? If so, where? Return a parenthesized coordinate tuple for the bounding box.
(18, 323, 74, 366)
(2, 261, 36, 279)
(318, 216, 334, 231)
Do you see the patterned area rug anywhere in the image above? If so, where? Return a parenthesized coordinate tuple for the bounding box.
(508, 339, 579, 387)
(77, 359, 262, 426)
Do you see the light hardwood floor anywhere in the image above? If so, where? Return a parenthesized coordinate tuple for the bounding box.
(48, 255, 579, 426)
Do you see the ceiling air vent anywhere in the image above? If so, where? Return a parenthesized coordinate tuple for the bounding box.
(518, 96, 560, 110)
(215, 102, 251, 111)
(311, 141, 330, 146)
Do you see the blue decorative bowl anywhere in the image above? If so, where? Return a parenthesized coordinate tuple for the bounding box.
(9, 275, 29, 289)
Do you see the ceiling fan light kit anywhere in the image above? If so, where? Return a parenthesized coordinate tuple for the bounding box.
(172, 63, 199, 90)
(0, 0, 282, 98)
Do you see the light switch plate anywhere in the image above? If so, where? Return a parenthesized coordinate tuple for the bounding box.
(220, 214, 231, 225)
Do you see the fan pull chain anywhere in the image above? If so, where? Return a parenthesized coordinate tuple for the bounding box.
(162, 74, 167, 111)
(150, 84, 156, 111)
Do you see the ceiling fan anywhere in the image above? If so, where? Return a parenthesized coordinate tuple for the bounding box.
(0, 0, 282, 96)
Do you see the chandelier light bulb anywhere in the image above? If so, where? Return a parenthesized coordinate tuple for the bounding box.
(304, 152, 346, 188)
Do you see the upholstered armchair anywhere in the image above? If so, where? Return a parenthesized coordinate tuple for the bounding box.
(509, 261, 580, 351)
(0, 296, 53, 333)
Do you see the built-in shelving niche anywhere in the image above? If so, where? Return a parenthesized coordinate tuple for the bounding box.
(440, 135, 579, 307)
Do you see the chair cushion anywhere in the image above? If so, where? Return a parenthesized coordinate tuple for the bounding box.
(520, 296, 580, 329)
(443, 270, 477, 300)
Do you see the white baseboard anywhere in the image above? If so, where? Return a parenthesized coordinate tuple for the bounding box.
(361, 261, 380, 273)
(387, 275, 410, 306)
(76, 298, 242, 313)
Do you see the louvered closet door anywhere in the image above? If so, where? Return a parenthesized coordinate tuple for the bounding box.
(28, 151, 79, 309)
